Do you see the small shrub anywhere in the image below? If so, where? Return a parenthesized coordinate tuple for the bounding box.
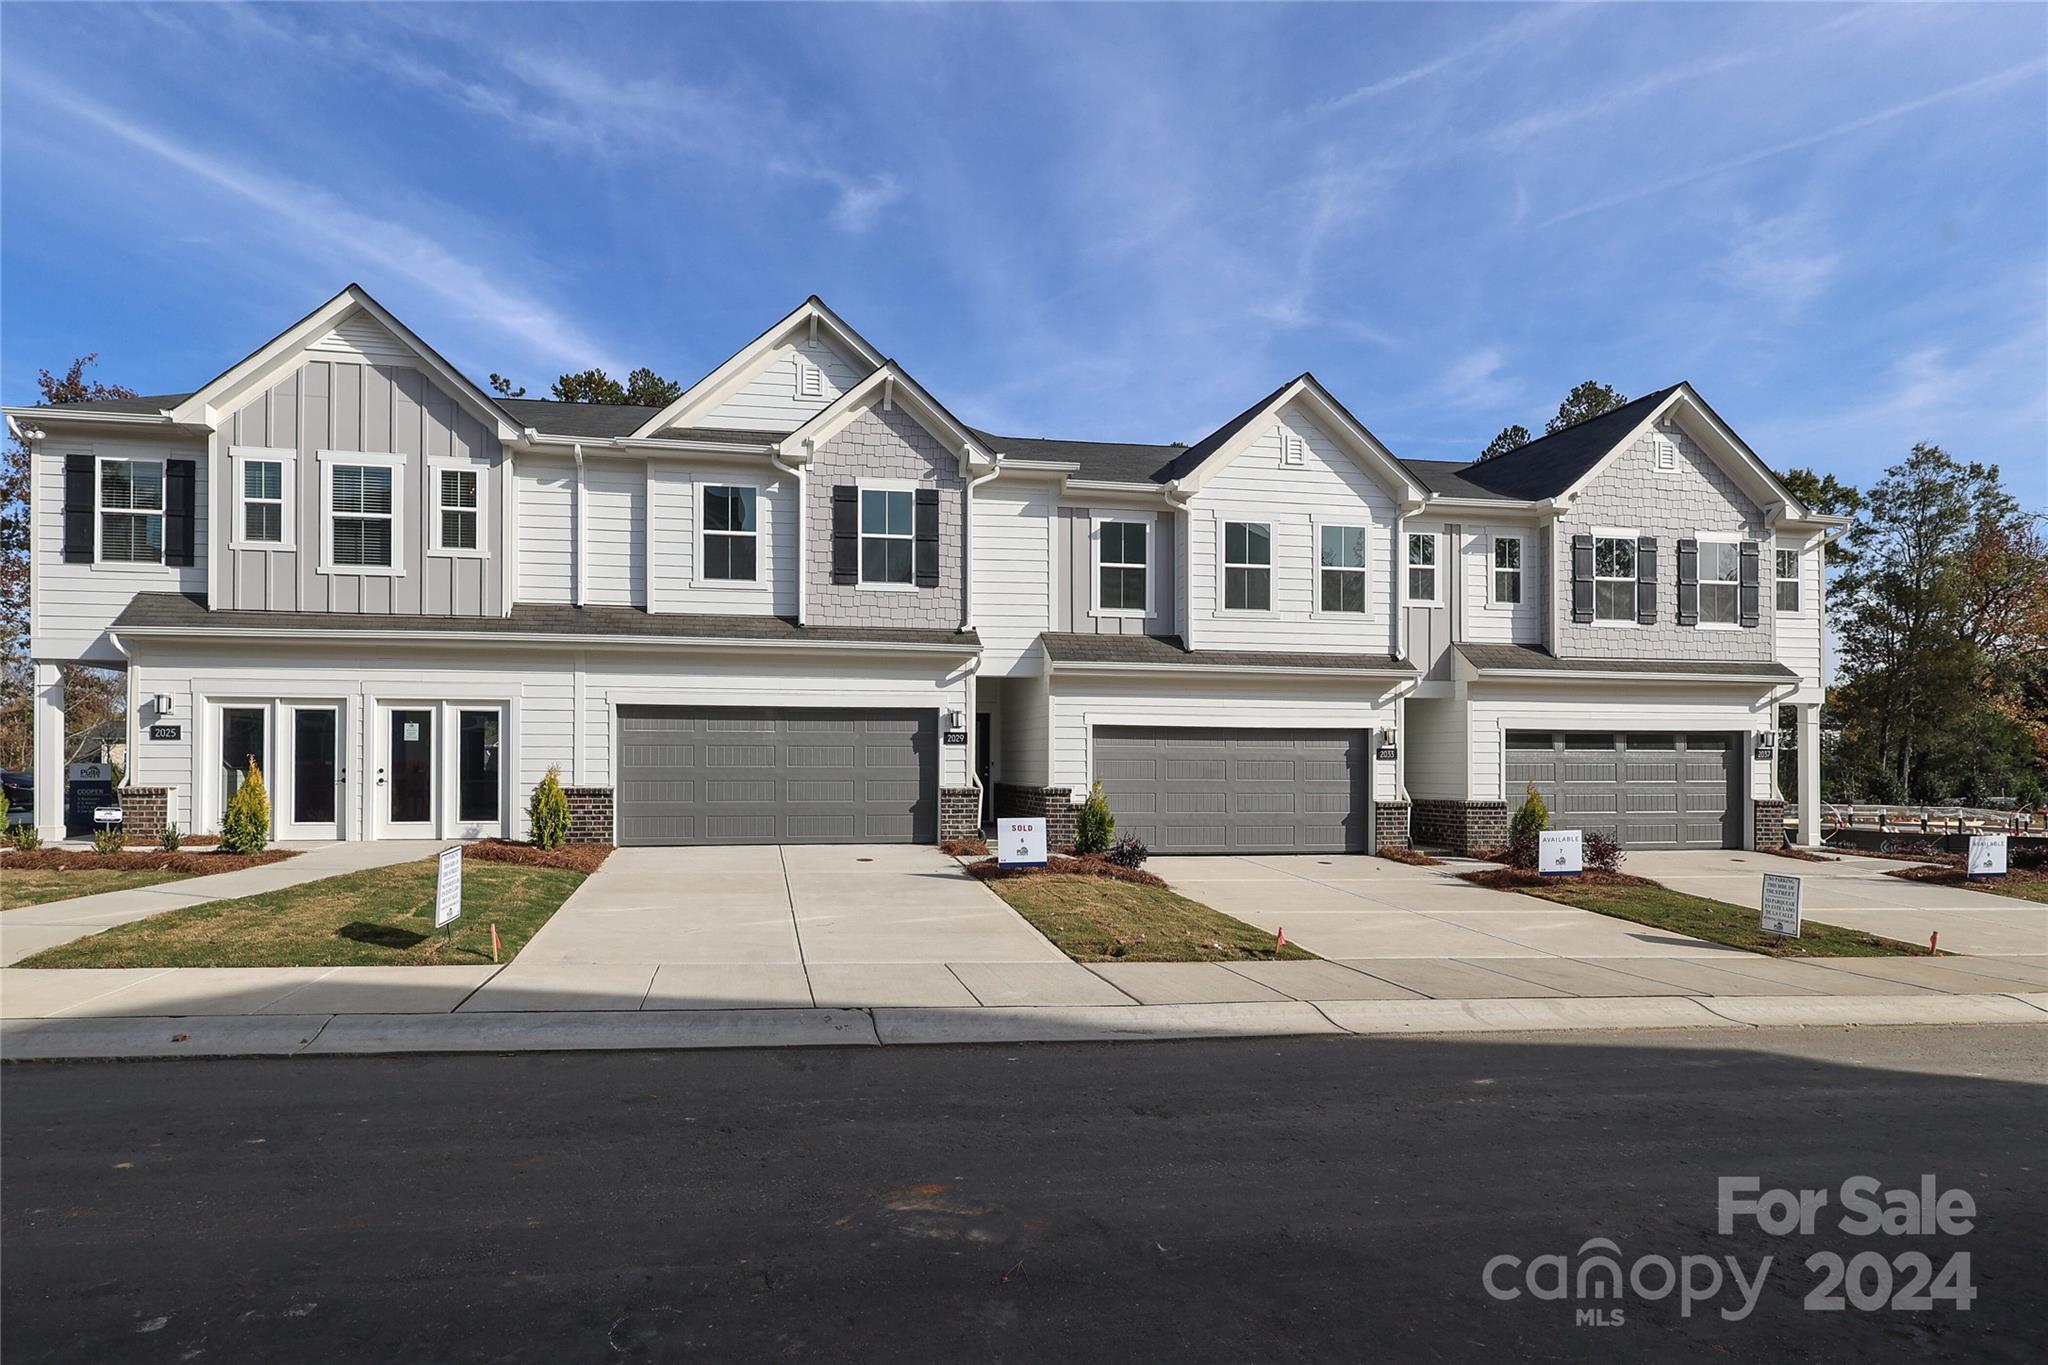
(1074, 779, 1115, 855)
(1106, 834, 1149, 869)
(160, 823, 184, 852)
(0, 788, 9, 827)
(220, 761, 272, 854)
(92, 826, 127, 854)
(1582, 829, 1624, 872)
(529, 765, 571, 850)
(8, 822, 43, 851)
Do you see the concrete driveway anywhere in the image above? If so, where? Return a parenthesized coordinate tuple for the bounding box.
(480, 844, 1086, 1012)
(1627, 850, 2048, 957)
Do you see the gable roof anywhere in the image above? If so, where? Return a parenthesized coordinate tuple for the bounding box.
(778, 360, 993, 472)
(1160, 373, 1425, 503)
(1447, 387, 1681, 500)
(628, 295, 883, 439)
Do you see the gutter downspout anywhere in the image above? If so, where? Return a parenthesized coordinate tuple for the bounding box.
(963, 456, 1003, 631)
(963, 655, 986, 825)
(771, 446, 808, 627)
(571, 443, 586, 609)
(1163, 479, 1194, 648)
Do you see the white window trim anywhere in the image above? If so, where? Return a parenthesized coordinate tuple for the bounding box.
(1486, 530, 1523, 609)
(1694, 530, 1743, 630)
(228, 446, 295, 552)
(318, 449, 405, 577)
(1405, 530, 1442, 607)
(1217, 517, 1274, 614)
(856, 477, 919, 592)
(94, 453, 167, 566)
(1589, 524, 1640, 627)
(693, 478, 770, 590)
(1774, 545, 1801, 613)
(1089, 511, 1156, 619)
(428, 459, 488, 558)
(1311, 516, 1371, 617)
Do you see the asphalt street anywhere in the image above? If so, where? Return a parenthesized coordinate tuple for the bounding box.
(4, 1026, 2044, 1363)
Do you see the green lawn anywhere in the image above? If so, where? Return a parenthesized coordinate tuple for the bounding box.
(3, 868, 198, 910)
(983, 874, 1316, 963)
(1477, 874, 1936, 958)
(19, 859, 587, 968)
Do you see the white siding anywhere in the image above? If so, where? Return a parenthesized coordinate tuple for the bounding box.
(697, 336, 868, 433)
(1183, 405, 1401, 655)
(1403, 697, 1469, 800)
(973, 482, 1055, 673)
(515, 456, 574, 603)
(1776, 537, 1824, 701)
(306, 311, 415, 364)
(1403, 522, 1452, 682)
(1459, 525, 1542, 645)
(32, 434, 209, 663)
(1467, 684, 1776, 807)
(995, 663, 1051, 786)
(647, 465, 799, 616)
(581, 457, 645, 607)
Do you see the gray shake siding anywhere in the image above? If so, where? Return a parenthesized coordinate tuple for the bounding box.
(1551, 421, 1774, 661)
(805, 404, 966, 629)
(217, 359, 505, 616)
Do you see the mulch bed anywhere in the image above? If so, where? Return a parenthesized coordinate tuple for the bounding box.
(966, 853, 1167, 889)
(1379, 846, 1445, 867)
(940, 836, 990, 857)
(462, 840, 613, 874)
(1887, 861, 2048, 889)
(0, 847, 299, 874)
(1762, 845, 1837, 862)
(1460, 866, 1651, 891)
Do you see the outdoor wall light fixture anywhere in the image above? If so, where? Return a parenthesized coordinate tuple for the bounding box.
(153, 694, 174, 717)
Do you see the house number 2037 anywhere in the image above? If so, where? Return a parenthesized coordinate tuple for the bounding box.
(1803, 1251, 1974, 1312)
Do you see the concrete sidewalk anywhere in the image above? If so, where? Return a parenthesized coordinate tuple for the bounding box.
(0, 840, 453, 966)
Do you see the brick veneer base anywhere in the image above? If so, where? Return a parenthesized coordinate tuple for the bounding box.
(939, 787, 982, 840)
(1752, 798, 1787, 852)
(118, 787, 170, 842)
(1373, 800, 1412, 852)
(562, 787, 615, 844)
(994, 784, 1077, 851)
(1412, 799, 1509, 855)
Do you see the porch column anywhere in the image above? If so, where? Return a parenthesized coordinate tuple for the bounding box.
(1797, 702, 1822, 848)
(33, 662, 65, 842)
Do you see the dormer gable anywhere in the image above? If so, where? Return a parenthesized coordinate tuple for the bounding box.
(630, 296, 884, 439)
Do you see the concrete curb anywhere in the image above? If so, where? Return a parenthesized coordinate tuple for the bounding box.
(2, 994, 2043, 1062)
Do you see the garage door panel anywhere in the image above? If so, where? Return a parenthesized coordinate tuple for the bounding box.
(1095, 726, 1367, 854)
(1505, 730, 1738, 850)
(617, 706, 936, 846)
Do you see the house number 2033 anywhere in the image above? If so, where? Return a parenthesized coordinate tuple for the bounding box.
(1803, 1251, 1975, 1312)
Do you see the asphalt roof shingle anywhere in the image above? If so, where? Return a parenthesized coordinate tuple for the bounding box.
(1042, 632, 1411, 673)
(1457, 642, 1796, 680)
(1446, 387, 1681, 501)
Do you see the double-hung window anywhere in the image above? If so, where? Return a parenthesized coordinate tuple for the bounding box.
(1775, 548, 1800, 613)
(242, 460, 285, 545)
(99, 458, 165, 563)
(1699, 539, 1740, 625)
(436, 468, 480, 552)
(1222, 521, 1271, 610)
(860, 488, 914, 585)
(330, 463, 395, 569)
(1406, 532, 1437, 602)
(1097, 521, 1148, 613)
(1319, 524, 1366, 613)
(703, 485, 758, 581)
(1492, 534, 1523, 605)
(1593, 535, 1636, 621)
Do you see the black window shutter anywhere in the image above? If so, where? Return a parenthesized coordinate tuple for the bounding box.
(1570, 534, 1594, 623)
(1635, 535, 1658, 624)
(830, 486, 858, 584)
(913, 487, 940, 588)
(164, 459, 197, 566)
(63, 454, 95, 562)
(1676, 537, 1699, 626)
(1738, 539, 1761, 627)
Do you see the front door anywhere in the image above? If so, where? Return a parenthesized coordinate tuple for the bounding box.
(383, 707, 436, 837)
(285, 706, 343, 840)
(453, 707, 504, 838)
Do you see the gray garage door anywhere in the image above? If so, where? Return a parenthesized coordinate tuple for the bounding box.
(1505, 732, 1739, 849)
(1093, 727, 1368, 854)
(616, 706, 936, 846)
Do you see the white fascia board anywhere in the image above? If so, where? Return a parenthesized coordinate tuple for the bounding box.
(116, 624, 981, 658)
(1050, 659, 1417, 681)
(167, 284, 520, 442)
(1469, 665, 1790, 687)
(778, 363, 992, 473)
(1420, 496, 1541, 516)
(513, 432, 779, 460)
(1175, 377, 1425, 505)
(630, 296, 886, 439)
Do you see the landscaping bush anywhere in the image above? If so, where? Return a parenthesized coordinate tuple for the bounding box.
(1105, 834, 1149, 869)
(1504, 783, 1549, 869)
(529, 766, 571, 850)
(1583, 829, 1624, 872)
(93, 826, 127, 854)
(8, 822, 43, 851)
(220, 761, 271, 854)
(160, 823, 184, 852)
(1074, 779, 1115, 855)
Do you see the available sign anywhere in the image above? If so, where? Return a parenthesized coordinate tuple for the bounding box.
(998, 818, 1048, 868)
(1966, 834, 2008, 878)
(1538, 829, 1583, 876)
(434, 845, 463, 929)
(1761, 873, 1802, 937)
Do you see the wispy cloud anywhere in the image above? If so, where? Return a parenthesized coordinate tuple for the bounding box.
(1302, 5, 1591, 120)
(1434, 347, 1522, 410)
(1718, 209, 1841, 314)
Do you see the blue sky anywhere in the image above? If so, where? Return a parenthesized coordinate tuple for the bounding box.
(3, 2, 2042, 502)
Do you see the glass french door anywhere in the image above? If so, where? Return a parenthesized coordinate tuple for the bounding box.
(219, 706, 267, 831)
(286, 706, 342, 840)
(382, 708, 436, 837)
(454, 708, 503, 837)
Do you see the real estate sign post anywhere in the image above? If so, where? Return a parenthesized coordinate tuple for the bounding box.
(434, 846, 463, 931)
(1761, 873, 1802, 937)
(1539, 829, 1582, 877)
(1966, 834, 2008, 878)
(998, 818, 1048, 868)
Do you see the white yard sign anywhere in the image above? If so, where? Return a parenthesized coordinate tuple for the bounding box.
(1966, 834, 2008, 878)
(434, 845, 463, 929)
(998, 818, 1048, 868)
(1761, 873, 1802, 937)
(1538, 829, 1583, 876)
